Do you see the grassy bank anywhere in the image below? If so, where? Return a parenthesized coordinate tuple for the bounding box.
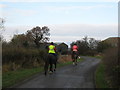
(3, 57, 83, 88)
(95, 62, 109, 88)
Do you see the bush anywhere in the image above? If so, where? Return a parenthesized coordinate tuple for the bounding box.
(84, 50, 98, 56)
(102, 47, 119, 88)
(2, 47, 47, 72)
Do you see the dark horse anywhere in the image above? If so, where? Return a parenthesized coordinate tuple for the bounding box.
(71, 51, 78, 65)
(44, 53, 57, 75)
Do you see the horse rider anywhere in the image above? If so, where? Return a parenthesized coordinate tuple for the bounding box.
(71, 43, 78, 65)
(48, 42, 57, 72)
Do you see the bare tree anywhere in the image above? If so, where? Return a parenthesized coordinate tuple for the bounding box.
(89, 38, 99, 50)
(26, 26, 50, 48)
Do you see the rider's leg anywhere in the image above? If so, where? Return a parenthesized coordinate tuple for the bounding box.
(54, 62, 56, 71)
(53, 53, 57, 71)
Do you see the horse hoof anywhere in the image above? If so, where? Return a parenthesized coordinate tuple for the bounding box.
(45, 72, 47, 76)
(73, 62, 75, 65)
(49, 71, 53, 74)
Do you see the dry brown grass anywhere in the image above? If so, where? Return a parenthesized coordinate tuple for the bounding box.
(58, 55, 72, 63)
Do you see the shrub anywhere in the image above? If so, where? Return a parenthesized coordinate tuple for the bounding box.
(84, 50, 98, 56)
(2, 47, 47, 72)
(102, 47, 119, 88)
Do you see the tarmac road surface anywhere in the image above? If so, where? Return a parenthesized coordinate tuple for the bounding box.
(12, 56, 101, 88)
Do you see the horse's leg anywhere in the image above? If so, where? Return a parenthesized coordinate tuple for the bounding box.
(75, 55, 77, 65)
(73, 55, 75, 65)
(54, 56, 57, 71)
(73, 59, 75, 65)
(44, 61, 49, 76)
(72, 52, 75, 65)
(54, 62, 56, 71)
(49, 60, 53, 72)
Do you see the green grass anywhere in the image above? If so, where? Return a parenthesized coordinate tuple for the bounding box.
(95, 62, 109, 88)
(87, 55, 103, 59)
(2, 67, 43, 88)
(2, 58, 84, 88)
(94, 56, 103, 59)
(0, 71, 2, 89)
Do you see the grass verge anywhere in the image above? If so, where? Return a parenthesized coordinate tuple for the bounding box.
(3, 58, 84, 88)
(95, 62, 109, 88)
(87, 55, 103, 59)
(2, 67, 43, 88)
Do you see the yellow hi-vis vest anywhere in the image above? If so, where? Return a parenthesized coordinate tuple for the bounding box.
(48, 45, 56, 53)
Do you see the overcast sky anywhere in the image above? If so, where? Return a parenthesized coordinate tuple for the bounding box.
(0, 0, 118, 46)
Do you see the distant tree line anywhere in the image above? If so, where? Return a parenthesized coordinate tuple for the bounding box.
(70, 36, 112, 56)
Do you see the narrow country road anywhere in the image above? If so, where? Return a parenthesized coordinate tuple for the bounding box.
(12, 56, 101, 88)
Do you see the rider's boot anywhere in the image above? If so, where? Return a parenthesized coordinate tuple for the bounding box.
(75, 63, 77, 65)
(54, 68, 56, 72)
(45, 72, 47, 76)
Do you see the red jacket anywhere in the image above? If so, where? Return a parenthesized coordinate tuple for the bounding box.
(72, 45, 78, 51)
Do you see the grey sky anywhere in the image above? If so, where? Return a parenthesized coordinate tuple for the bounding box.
(0, 1, 118, 46)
